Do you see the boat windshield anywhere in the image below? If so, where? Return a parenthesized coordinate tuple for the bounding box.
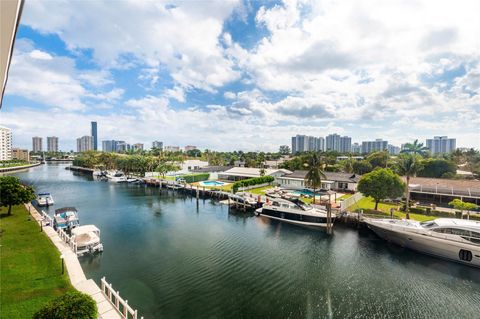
(420, 221, 438, 229)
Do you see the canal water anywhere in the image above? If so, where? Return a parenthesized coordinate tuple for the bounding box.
(13, 163, 480, 318)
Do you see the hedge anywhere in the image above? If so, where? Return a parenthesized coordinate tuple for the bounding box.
(179, 173, 210, 183)
(33, 291, 97, 319)
(232, 176, 274, 193)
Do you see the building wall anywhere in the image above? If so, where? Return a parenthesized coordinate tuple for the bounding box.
(11, 148, 29, 161)
(361, 139, 388, 153)
(32, 136, 42, 152)
(152, 141, 163, 150)
(91, 122, 98, 151)
(0, 126, 12, 160)
(47, 136, 59, 152)
(76, 135, 93, 152)
(426, 136, 456, 154)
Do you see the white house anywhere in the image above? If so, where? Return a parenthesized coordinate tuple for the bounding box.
(177, 160, 209, 174)
(275, 171, 360, 192)
(218, 167, 292, 181)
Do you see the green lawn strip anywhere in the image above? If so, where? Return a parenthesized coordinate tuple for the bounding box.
(0, 205, 74, 319)
(338, 193, 353, 199)
(190, 182, 233, 192)
(247, 186, 274, 195)
(348, 196, 435, 222)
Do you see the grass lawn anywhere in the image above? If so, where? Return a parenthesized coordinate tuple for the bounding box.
(190, 182, 233, 192)
(247, 185, 274, 195)
(0, 205, 74, 318)
(338, 193, 353, 200)
(348, 197, 435, 222)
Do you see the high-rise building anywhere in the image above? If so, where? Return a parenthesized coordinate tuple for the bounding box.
(387, 144, 401, 155)
(291, 135, 325, 153)
(352, 143, 361, 153)
(47, 136, 59, 152)
(102, 140, 117, 152)
(426, 136, 456, 154)
(152, 141, 163, 150)
(76, 136, 93, 152)
(32, 136, 43, 152)
(12, 148, 29, 162)
(91, 122, 98, 151)
(361, 139, 388, 154)
(133, 143, 144, 151)
(0, 126, 12, 160)
(326, 134, 341, 151)
(339, 136, 352, 153)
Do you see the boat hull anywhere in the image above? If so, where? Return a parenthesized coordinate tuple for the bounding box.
(367, 222, 480, 268)
(257, 208, 335, 229)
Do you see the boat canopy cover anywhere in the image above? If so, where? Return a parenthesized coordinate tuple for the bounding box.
(71, 225, 100, 236)
(55, 207, 78, 214)
(38, 193, 51, 196)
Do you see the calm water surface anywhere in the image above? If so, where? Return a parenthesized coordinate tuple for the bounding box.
(14, 164, 480, 318)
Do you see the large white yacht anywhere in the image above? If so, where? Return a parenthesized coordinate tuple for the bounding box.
(365, 218, 480, 267)
(106, 171, 127, 183)
(255, 198, 335, 229)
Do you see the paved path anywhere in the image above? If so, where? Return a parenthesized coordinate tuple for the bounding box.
(26, 203, 122, 319)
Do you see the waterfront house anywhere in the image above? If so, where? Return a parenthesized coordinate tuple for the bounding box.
(218, 167, 292, 181)
(407, 177, 480, 206)
(191, 166, 233, 180)
(177, 160, 209, 174)
(276, 171, 360, 192)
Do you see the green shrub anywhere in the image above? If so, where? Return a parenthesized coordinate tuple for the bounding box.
(33, 291, 97, 319)
(232, 176, 274, 193)
(408, 207, 426, 214)
(182, 173, 210, 183)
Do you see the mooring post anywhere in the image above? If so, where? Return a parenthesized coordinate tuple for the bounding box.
(326, 203, 332, 235)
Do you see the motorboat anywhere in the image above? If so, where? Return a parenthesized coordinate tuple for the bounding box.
(36, 193, 54, 206)
(71, 225, 104, 256)
(228, 193, 258, 208)
(53, 207, 80, 231)
(255, 198, 335, 229)
(365, 218, 480, 268)
(106, 171, 127, 183)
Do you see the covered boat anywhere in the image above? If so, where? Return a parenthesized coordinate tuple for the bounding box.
(71, 225, 104, 256)
(54, 207, 80, 231)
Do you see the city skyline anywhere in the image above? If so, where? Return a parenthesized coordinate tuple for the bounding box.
(0, 1, 479, 151)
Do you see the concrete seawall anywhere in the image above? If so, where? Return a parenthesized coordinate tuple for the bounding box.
(0, 162, 42, 174)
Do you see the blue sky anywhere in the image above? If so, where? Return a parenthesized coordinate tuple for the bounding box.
(1, 0, 479, 151)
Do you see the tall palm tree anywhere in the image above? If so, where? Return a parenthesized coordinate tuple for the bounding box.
(304, 153, 326, 205)
(396, 154, 423, 219)
(400, 139, 429, 156)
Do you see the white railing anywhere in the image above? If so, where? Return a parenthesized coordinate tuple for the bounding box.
(57, 228, 77, 254)
(101, 277, 142, 319)
(40, 210, 54, 227)
(340, 192, 364, 210)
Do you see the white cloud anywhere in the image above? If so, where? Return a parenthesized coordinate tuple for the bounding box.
(22, 0, 242, 93)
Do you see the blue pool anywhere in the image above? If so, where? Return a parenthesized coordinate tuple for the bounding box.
(291, 189, 314, 196)
(199, 180, 227, 186)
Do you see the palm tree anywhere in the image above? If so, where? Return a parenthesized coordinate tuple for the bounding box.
(400, 139, 429, 156)
(396, 154, 423, 219)
(304, 153, 326, 205)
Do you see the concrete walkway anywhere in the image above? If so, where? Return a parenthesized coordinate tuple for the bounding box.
(26, 203, 122, 319)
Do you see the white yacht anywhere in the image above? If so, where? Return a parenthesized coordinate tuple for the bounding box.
(106, 171, 127, 183)
(255, 198, 335, 229)
(36, 193, 54, 206)
(365, 218, 480, 267)
(71, 225, 104, 256)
